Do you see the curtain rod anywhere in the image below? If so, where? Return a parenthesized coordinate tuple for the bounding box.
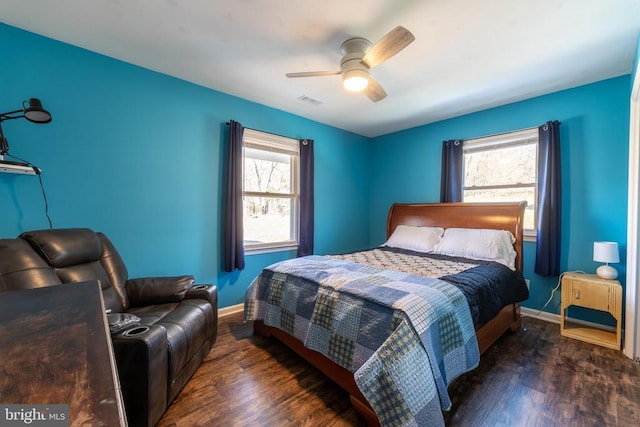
(225, 121, 306, 142)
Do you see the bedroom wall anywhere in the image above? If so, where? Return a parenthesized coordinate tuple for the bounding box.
(370, 76, 630, 318)
(0, 22, 632, 317)
(0, 24, 371, 308)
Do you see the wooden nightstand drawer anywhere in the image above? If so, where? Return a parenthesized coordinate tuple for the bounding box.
(564, 278, 611, 312)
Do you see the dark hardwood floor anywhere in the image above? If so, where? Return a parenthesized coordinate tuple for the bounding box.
(158, 313, 640, 427)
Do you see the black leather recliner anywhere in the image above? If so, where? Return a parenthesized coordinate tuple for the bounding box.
(0, 228, 218, 427)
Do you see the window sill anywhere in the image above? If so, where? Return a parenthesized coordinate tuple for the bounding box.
(245, 245, 298, 255)
(523, 234, 537, 243)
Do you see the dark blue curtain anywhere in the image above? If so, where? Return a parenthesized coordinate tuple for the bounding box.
(223, 120, 245, 272)
(440, 139, 464, 202)
(298, 139, 314, 257)
(535, 120, 562, 276)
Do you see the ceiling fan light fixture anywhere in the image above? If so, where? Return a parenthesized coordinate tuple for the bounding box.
(343, 69, 369, 92)
(286, 26, 414, 102)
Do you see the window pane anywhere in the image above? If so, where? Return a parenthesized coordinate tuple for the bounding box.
(464, 143, 536, 187)
(463, 187, 535, 230)
(243, 196, 295, 245)
(244, 147, 292, 193)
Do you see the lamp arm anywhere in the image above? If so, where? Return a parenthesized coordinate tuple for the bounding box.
(0, 110, 27, 122)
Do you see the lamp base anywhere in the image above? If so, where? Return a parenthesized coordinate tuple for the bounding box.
(596, 264, 618, 280)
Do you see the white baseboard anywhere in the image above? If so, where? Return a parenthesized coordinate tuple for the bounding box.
(521, 306, 615, 332)
(219, 303, 244, 318)
(521, 307, 561, 324)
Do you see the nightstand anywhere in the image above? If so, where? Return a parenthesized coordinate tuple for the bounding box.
(560, 272, 622, 350)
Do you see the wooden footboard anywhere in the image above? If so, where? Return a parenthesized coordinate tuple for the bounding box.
(476, 303, 521, 354)
(254, 303, 521, 426)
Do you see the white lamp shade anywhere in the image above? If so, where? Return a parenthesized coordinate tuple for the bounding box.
(593, 241, 620, 263)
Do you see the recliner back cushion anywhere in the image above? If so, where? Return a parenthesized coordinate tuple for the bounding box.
(55, 262, 124, 312)
(97, 233, 130, 310)
(0, 239, 62, 291)
(20, 228, 126, 312)
(20, 228, 103, 268)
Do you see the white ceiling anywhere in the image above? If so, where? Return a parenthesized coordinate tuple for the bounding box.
(1, 0, 639, 137)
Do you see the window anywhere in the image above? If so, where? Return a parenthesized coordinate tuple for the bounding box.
(462, 128, 538, 238)
(242, 129, 299, 252)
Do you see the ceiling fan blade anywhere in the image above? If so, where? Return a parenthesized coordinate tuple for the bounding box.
(363, 78, 387, 102)
(286, 70, 341, 78)
(362, 26, 415, 69)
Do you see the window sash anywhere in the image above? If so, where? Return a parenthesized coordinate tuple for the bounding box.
(242, 153, 298, 196)
(244, 191, 297, 198)
(463, 183, 536, 191)
(243, 195, 299, 249)
(242, 129, 300, 251)
(462, 128, 538, 236)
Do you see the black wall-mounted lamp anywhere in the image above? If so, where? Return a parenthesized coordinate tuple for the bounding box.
(0, 98, 52, 156)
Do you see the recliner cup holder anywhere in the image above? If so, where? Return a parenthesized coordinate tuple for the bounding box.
(123, 326, 150, 336)
(192, 285, 208, 290)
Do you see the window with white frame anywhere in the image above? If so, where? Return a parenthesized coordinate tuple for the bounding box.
(242, 129, 299, 251)
(462, 128, 538, 238)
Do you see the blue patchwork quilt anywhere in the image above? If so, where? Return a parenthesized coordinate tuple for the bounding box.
(244, 255, 480, 426)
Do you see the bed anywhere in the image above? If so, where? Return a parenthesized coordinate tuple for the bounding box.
(244, 202, 528, 426)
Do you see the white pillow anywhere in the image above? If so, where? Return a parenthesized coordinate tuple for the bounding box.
(431, 228, 517, 269)
(383, 225, 444, 253)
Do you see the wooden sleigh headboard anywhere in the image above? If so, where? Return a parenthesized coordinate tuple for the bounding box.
(387, 202, 527, 272)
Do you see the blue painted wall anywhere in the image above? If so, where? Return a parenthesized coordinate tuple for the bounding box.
(1, 23, 633, 318)
(0, 24, 371, 308)
(370, 77, 630, 317)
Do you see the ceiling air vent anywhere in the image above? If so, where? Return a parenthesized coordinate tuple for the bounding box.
(297, 95, 323, 106)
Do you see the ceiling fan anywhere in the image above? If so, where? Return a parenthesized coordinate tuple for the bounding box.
(286, 26, 415, 102)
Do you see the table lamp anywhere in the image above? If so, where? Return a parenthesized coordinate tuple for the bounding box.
(593, 241, 620, 280)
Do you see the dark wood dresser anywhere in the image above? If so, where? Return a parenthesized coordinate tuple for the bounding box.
(0, 281, 127, 426)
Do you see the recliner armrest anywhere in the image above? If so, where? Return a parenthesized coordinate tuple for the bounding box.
(185, 284, 219, 349)
(185, 283, 218, 313)
(125, 275, 194, 307)
(112, 324, 168, 427)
